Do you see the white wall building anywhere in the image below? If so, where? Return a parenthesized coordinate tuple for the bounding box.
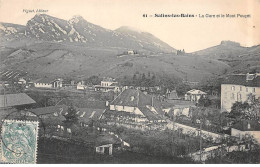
(95, 77, 120, 93)
(221, 73, 260, 112)
(185, 89, 207, 103)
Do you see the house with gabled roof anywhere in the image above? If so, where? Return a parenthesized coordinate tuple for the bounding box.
(101, 89, 166, 130)
(221, 73, 260, 112)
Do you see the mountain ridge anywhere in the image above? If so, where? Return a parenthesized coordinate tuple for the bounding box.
(0, 14, 176, 53)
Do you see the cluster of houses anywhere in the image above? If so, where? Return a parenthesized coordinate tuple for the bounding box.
(0, 72, 259, 157)
(14, 77, 164, 97)
(10, 76, 121, 93)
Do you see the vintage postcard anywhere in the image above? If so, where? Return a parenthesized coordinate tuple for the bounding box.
(0, 0, 259, 164)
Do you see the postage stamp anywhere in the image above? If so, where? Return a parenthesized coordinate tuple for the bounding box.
(0, 119, 39, 164)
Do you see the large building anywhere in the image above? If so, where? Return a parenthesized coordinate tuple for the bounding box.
(221, 73, 260, 112)
(95, 77, 120, 93)
(32, 78, 63, 89)
(101, 89, 166, 130)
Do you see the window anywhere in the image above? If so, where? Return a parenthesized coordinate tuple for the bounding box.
(237, 93, 242, 101)
(231, 93, 235, 99)
(240, 86, 242, 91)
(253, 88, 256, 93)
(231, 86, 235, 91)
(246, 88, 248, 92)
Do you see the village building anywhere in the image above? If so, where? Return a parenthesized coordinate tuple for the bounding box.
(33, 78, 53, 88)
(101, 89, 167, 130)
(77, 108, 105, 127)
(29, 105, 68, 118)
(0, 93, 36, 109)
(76, 81, 86, 90)
(95, 135, 122, 156)
(95, 77, 120, 93)
(231, 120, 260, 143)
(221, 73, 260, 112)
(25, 105, 69, 134)
(53, 78, 63, 88)
(18, 78, 26, 85)
(166, 89, 179, 100)
(59, 99, 107, 127)
(28, 102, 106, 136)
(185, 89, 207, 103)
(62, 79, 75, 87)
(33, 78, 63, 89)
(127, 50, 135, 55)
(161, 100, 195, 119)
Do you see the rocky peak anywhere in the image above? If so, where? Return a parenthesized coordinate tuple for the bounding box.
(68, 15, 85, 24)
(220, 40, 240, 47)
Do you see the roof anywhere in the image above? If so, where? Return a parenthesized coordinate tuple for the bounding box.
(95, 134, 121, 146)
(29, 105, 68, 116)
(111, 89, 160, 107)
(186, 89, 207, 95)
(33, 77, 55, 84)
(28, 105, 104, 125)
(95, 85, 116, 89)
(102, 77, 116, 82)
(232, 120, 260, 131)
(138, 106, 163, 121)
(161, 100, 195, 108)
(110, 83, 118, 87)
(77, 108, 105, 123)
(60, 99, 107, 109)
(0, 93, 36, 108)
(110, 89, 166, 121)
(222, 73, 260, 87)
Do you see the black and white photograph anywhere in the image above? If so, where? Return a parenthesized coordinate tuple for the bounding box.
(0, 0, 259, 164)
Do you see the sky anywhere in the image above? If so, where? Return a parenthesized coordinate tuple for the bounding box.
(0, 0, 259, 52)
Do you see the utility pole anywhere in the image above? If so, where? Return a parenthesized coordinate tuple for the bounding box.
(199, 118, 202, 162)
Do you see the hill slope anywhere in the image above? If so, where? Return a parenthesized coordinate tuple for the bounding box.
(0, 42, 230, 82)
(192, 41, 260, 74)
(0, 14, 231, 83)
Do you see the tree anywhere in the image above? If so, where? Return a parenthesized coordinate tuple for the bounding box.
(229, 101, 250, 121)
(85, 75, 101, 85)
(63, 105, 79, 125)
(246, 93, 260, 120)
(198, 96, 211, 107)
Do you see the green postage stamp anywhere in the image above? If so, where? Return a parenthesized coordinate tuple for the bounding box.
(0, 120, 39, 164)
